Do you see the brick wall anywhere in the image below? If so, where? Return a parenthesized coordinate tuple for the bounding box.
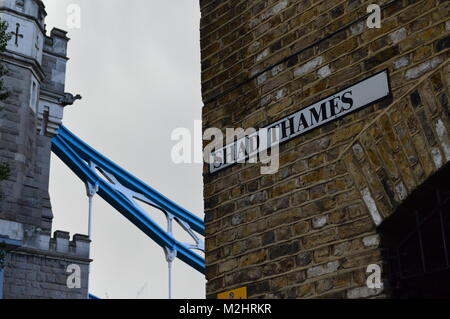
(200, 0, 450, 298)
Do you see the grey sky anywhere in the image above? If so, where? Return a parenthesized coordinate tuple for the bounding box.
(42, 0, 204, 299)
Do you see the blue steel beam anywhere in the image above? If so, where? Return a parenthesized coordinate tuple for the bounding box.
(57, 126, 204, 235)
(51, 126, 205, 273)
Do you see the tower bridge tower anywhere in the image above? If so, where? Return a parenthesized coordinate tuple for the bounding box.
(0, 0, 90, 299)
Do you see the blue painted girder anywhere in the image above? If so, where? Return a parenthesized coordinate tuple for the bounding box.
(51, 126, 205, 273)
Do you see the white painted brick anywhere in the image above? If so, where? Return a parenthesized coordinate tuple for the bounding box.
(395, 182, 408, 201)
(256, 48, 270, 62)
(275, 88, 288, 100)
(347, 286, 383, 299)
(317, 65, 331, 79)
(431, 147, 443, 168)
(271, 64, 284, 76)
(405, 56, 443, 80)
(362, 188, 383, 226)
(326, 261, 340, 272)
(312, 215, 328, 229)
(294, 56, 324, 77)
(393, 56, 410, 69)
(389, 27, 407, 44)
(257, 72, 268, 84)
(307, 261, 340, 278)
(363, 235, 380, 247)
(261, 0, 288, 21)
(435, 119, 450, 161)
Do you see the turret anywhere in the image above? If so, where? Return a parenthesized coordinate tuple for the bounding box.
(0, 0, 79, 231)
(0, 0, 46, 63)
(0, 1, 91, 299)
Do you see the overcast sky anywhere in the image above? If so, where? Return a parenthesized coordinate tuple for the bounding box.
(42, 0, 205, 299)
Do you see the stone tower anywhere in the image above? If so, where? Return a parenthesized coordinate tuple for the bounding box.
(201, 0, 449, 298)
(0, 0, 90, 299)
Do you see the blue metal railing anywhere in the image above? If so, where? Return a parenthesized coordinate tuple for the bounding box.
(51, 126, 205, 274)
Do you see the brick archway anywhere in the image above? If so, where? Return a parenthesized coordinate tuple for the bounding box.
(335, 61, 450, 297)
(341, 62, 450, 227)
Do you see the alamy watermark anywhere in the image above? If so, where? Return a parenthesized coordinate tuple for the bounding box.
(66, 264, 81, 289)
(66, 4, 81, 29)
(366, 264, 383, 289)
(367, 4, 382, 29)
(63, 3, 381, 31)
(171, 121, 280, 174)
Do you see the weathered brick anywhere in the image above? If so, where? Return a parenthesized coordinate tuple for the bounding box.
(270, 178, 298, 197)
(405, 56, 444, 80)
(307, 261, 340, 279)
(302, 228, 338, 249)
(296, 251, 313, 267)
(239, 250, 267, 267)
(364, 46, 400, 70)
(347, 286, 383, 299)
(201, 0, 450, 299)
(269, 241, 300, 260)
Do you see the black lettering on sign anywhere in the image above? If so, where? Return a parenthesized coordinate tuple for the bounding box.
(209, 70, 391, 173)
